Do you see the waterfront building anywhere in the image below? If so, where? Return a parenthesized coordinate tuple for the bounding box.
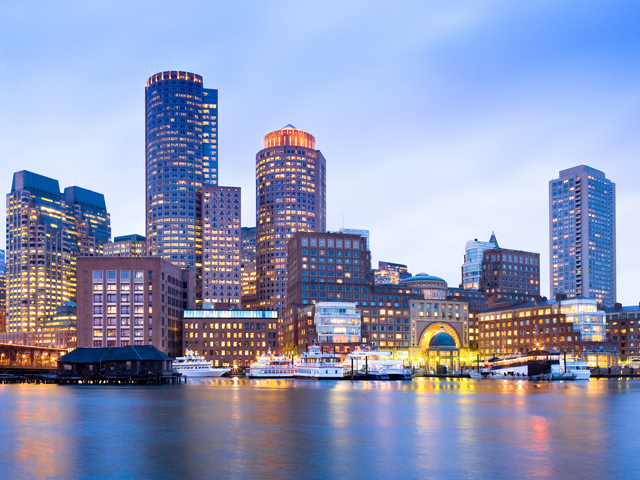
(255, 125, 327, 312)
(604, 303, 640, 362)
(201, 186, 241, 306)
(182, 309, 279, 366)
(480, 247, 540, 303)
(478, 297, 617, 367)
(549, 165, 616, 306)
(241, 227, 256, 263)
(374, 261, 411, 285)
(76, 256, 195, 358)
(145, 71, 218, 307)
(104, 234, 147, 257)
(424, 327, 460, 373)
(289, 301, 361, 355)
(0, 250, 5, 333)
(338, 228, 369, 250)
(6, 171, 110, 333)
(447, 287, 488, 350)
(462, 233, 498, 290)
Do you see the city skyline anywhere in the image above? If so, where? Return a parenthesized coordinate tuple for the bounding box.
(1, 2, 639, 303)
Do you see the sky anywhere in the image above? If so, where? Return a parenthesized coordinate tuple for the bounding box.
(1, 1, 639, 303)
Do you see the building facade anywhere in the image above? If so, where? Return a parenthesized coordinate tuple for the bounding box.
(462, 234, 498, 290)
(5, 171, 110, 333)
(145, 71, 218, 307)
(374, 261, 411, 285)
(550, 165, 616, 306)
(255, 125, 326, 311)
(604, 304, 640, 362)
(338, 228, 370, 250)
(76, 256, 195, 358)
(104, 234, 147, 257)
(183, 309, 279, 366)
(478, 297, 616, 367)
(480, 248, 540, 303)
(241, 227, 256, 263)
(201, 186, 241, 306)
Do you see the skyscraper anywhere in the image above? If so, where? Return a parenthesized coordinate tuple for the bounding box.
(255, 125, 327, 311)
(145, 71, 218, 307)
(5, 171, 110, 332)
(462, 233, 498, 290)
(549, 165, 616, 306)
(201, 186, 241, 306)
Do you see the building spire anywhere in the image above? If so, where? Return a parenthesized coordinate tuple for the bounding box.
(489, 231, 499, 247)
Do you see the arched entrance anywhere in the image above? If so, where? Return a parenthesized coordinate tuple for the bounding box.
(419, 323, 461, 350)
(419, 324, 461, 373)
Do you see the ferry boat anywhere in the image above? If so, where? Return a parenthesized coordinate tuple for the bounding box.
(487, 350, 560, 377)
(343, 349, 412, 380)
(551, 357, 592, 380)
(246, 351, 294, 378)
(294, 345, 344, 379)
(173, 351, 231, 377)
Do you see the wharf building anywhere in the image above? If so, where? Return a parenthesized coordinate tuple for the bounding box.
(201, 186, 241, 306)
(604, 303, 640, 362)
(462, 233, 498, 290)
(76, 256, 195, 358)
(104, 234, 147, 257)
(374, 261, 411, 285)
(5, 171, 110, 334)
(255, 125, 327, 312)
(480, 246, 540, 303)
(478, 296, 617, 368)
(145, 71, 219, 307)
(550, 165, 616, 306)
(183, 309, 278, 366)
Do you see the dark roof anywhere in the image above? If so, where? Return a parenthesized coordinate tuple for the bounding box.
(12, 170, 61, 197)
(114, 234, 146, 243)
(58, 346, 172, 364)
(429, 332, 457, 348)
(603, 305, 640, 313)
(64, 186, 107, 211)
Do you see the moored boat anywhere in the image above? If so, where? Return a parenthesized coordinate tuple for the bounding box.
(173, 350, 231, 377)
(294, 345, 344, 379)
(246, 351, 294, 378)
(343, 349, 412, 380)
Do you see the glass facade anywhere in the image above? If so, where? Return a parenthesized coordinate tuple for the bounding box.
(550, 165, 616, 306)
(145, 71, 219, 307)
(462, 235, 498, 290)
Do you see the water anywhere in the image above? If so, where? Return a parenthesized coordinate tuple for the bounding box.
(1, 378, 639, 479)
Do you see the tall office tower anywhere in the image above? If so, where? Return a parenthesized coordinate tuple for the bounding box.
(462, 233, 499, 290)
(241, 227, 257, 263)
(5, 171, 110, 332)
(104, 234, 147, 257)
(64, 186, 111, 256)
(202, 186, 241, 306)
(255, 125, 327, 311)
(0, 249, 5, 333)
(145, 71, 219, 308)
(374, 261, 411, 285)
(0, 249, 5, 275)
(550, 166, 616, 306)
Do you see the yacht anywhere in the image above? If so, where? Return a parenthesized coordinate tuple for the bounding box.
(552, 357, 592, 380)
(487, 350, 560, 377)
(294, 345, 344, 379)
(173, 351, 231, 377)
(246, 351, 294, 378)
(343, 349, 412, 380)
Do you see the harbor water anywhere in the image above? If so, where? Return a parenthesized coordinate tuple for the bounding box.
(1, 378, 639, 479)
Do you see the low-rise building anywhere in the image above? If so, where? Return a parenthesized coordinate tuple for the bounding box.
(183, 309, 279, 367)
(104, 234, 147, 257)
(76, 257, 195, 358)
(604, 303, 640, 362)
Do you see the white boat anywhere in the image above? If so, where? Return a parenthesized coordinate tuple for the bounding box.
(173, 350, 231, 377)
(343, 349, 412, 380)
(246, 351, 294, 378)
(552, 357, 592, 380)
(294, 345, 344, 379)
(469, 371, 483, 379)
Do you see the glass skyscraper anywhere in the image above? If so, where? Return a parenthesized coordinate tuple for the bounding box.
(549, 165, 616, 306)
(145, 71, 218, 307)
(462, 233, 499, 290)
(255, 125, 326, 311)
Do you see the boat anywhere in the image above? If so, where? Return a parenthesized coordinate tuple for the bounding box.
(551, 357, 591, 380)
(246, 351, 294, 378)
(343, 349, 412, 380)
(487, 350, 560, 378)
(173, 350, 231, 377)
(294, 345, 344, 379)
(469, 371, 483, 379)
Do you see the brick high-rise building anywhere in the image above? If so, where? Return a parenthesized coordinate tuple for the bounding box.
(76, 256, 195, 358)
(550, 165, 616, 306)
(255, 125, 326, 311)
(5, 171, 110, 333)
(145, 71, 218, 307)
(480, 247, 540, 303)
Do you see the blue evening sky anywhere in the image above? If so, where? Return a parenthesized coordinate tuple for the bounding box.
(1, 1, 639, 302)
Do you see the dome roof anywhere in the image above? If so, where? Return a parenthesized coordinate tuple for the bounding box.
(401, 272, 447, 284)
(429, 331, 457, 348)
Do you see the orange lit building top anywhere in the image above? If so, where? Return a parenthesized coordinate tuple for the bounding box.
(263, 125, 316, 150)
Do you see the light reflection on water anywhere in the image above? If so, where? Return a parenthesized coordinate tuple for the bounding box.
(1, 379, 639, 479)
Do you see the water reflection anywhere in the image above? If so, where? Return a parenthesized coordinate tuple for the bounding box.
(1, 379, 639, 479)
